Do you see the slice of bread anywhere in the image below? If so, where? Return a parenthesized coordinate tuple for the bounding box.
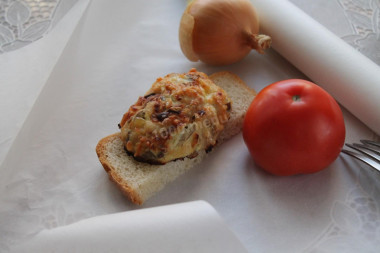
(96, 71, 256, 205)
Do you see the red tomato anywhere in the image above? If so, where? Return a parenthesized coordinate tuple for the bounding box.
(243, 79, 345, 176)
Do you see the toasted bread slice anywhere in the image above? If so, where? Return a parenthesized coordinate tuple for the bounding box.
(96, 71, 256, 205)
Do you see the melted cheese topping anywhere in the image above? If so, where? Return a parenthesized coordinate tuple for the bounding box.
(119, 68, 231, 164)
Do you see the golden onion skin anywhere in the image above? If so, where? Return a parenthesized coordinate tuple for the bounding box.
(179, 0, 270, 65)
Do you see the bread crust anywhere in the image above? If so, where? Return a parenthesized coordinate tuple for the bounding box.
(95, 71, 256, 205)
(209, 71, 256, 96)
(96, 133, 144, 205)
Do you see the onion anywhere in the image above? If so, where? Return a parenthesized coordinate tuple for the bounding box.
(179, 0, 272, 65)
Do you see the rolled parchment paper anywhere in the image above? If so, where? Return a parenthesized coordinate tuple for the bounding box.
(12, 201, 248, 253)
(251, 0, 380, 136)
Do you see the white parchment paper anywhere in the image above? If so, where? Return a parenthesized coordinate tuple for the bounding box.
(0, 0, 379, 252)
(0, 0, 90, 165)
(12, 201, 248, 253)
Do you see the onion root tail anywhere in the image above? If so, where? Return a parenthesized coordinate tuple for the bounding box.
(249, 34, 272, 54)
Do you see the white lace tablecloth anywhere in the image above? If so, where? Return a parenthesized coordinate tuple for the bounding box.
(292, 0, 380, 66)
(0, 0, 88, 164)
(0, 0, 78, 52)
(0, 0, 379, 252)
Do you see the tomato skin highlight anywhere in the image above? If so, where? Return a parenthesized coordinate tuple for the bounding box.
(243, 79, 346, 176)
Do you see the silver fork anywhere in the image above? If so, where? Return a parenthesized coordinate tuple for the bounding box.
(341, 140, 380, 172)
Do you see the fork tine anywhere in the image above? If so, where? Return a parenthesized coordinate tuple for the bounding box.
(360, 140, 380, 150)
(345, 143, 380, 163)
(361, 139, 380, 146)
(342, 140, 380, 172)
(352, 143, 380, 156)
(341, 149, 380, 172)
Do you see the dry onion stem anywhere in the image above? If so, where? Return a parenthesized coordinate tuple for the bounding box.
(179, 0, 272, 65)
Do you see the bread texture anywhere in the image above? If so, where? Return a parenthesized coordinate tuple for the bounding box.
(96, 71, 256, 205)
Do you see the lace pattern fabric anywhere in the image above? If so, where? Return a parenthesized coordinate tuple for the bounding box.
(304, 166, 380, 252)
(0, 0, 69, 53)
(339, 0, 380, 65)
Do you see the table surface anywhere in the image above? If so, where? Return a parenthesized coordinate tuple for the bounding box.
(0, 0, 379, 252)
